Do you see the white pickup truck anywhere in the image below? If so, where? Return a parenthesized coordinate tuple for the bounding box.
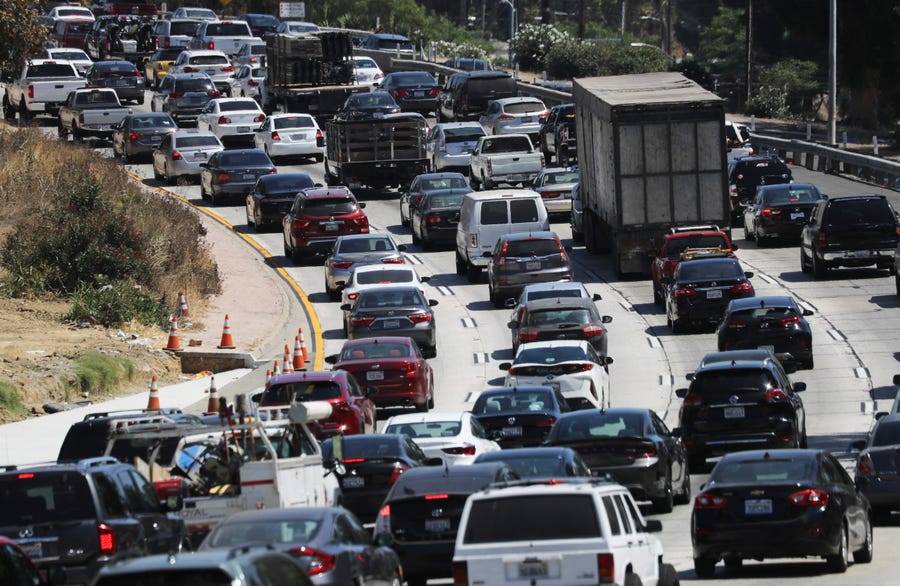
(104, 402, 342, 546)
(3, 60, 86, 120)
(189, 20, 256, 57)
(468, 133, 545, 190)
(57, 88, 131, 142)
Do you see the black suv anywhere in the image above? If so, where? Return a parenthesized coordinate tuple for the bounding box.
(435, 70, 516, 122)
(800, 194, 899, 278)
(0, 457, 188, 585)
(675, 349, 807, 471)
(373, 462, 519, 586)
(538, 103, 577, 166)
(727, 155, 793, 222)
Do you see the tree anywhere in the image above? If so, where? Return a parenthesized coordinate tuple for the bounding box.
(0, 0, 47, 80)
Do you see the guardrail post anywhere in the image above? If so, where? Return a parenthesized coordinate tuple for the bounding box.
(750, 115, 755, 131)
(873, 136, 879, 157)
(842, 131, 847, 149)
(806, 123, 812, 141)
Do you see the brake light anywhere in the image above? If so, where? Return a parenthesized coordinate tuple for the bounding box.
(674, 286, 696, 298)
(727, 319, 748, 329)
(169, 92, 184, 99)
(217, 173, 231, 183)
(27, 84, 34, 99)
(518, 327, 539, 342)
(730, 281, 754, 294)
(162, 36, 170, 47)
(429, 88, 439, 96)
(342, 457, 365, 463)
(271, 131, 281, 141)
(248, 79, 259, 86)
(374, 72, 384, 80)
(350, 316, 375, 327)
(541, 191, 561, 198)
(597, 553, 614, 583)
(817, 230, 827, 248)
(292, 218, 310, 230)
(98, 523, 116, 554)
(380, 257, 404, 264)
(627, 446, 657, 458)
(788, 488, 829, 506)
(207, 41, 215, 50)
(858, 453, 873, 476)
(538, 110, 550, 120)
(171, 150, 182, 160)
(78, 113, 85, 125)
(694, 494, 727, 509)
(249, 57, 257, 63)
(289, 546, 335, 576)
(469, 233, 477, 248)
(442, 445, 476, 456)
(540, 153, 546, 168)
(129, 133, 140, 141)
(331, 400, 352, 414)
(388, 463, 409, 484)
(394, 89, 410, 97)
(425, 213, 441, 224)
(347, 293, 358, 300)
(581, 324, 605, 338)
(331, 260, 353, 269)
(134, 71, 142, 79)
(761, 208, 781, 217)
(218, 115, 231, 124)
(486, 160, 492, 175)
(253, 114, 266, 123)
(452, 561, 468, 586)
(682, 392, 703, 406)
(764, 388, 787, 401)
(497, 114, 514, 121)
(354, 216, 369, 231)
(207, 90, 221, 98)
(555, 238, 568, 262)
(497, 239, 510, 265)
(17, 473, 34, 480)
(781, 315, 801, 325)
(534, 416, 556, 427)
(182, 66, 198, 73)
(425, 493, 450, 499)
(408, 312, 432, 324)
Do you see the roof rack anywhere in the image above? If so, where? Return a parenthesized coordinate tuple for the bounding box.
(77, 456, 120, 469)
(82, 407, 184, 421)
(679, 246, 734, 261)
(669, 224, 721, 234)
(112, 416, 182, 434)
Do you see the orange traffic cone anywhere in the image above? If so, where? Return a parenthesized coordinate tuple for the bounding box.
(282, 344, 294, 374)
(292, 336, 305, 370)
(165, 317, 180, 351)
(146, 375, 161, 411)
(177, 292, 191, 320)
(218, 314, 236, 349)
(298, 327, 309, 363)
(265, 369, 272, 386)
(205, 376, 218, 415)
(272, 359, 281, 377)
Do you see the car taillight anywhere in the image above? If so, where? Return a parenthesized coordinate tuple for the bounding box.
(289, 546, 335, 576)
(674, 286, 696, 298)
(694, 494, 727, 509)
(347, 293, 358, 300)
(134, 71, 142, 78)
(78, 113, 85, 125)
(761, 208, 781, 217)
(597, 553, 614, 583)
(375, 504, 391, 534)
(17, 473, 34, 480)
(541, 191, 561, 199)
(399, 361, 419, 377)
(788, 488, 829, 506)
(534, 416, 556, 427)
(162, 36, 170, 47)
(248, 79, 259, 86)
(497, 114, 514, 121)
(626, 446, 657, 458)
(293, 218, 310, 230)
(425, 213, 441, 224)
(354, 216, 369, 231)
(207, 90, 221, 98)
(388, 463, 409, 484)
(171, 150, 182, 160)
(452, 561, 469, 586)
(98, 523, 116, 555)
(818, 230, 827, 248)
(764, 388, 787, 401)
(316, 129, 324, 144)
(781, 315, 801, 325)
(727, 319, 748, 329)
(254, 114, 266, 123)
(429, 88, 439, 96)
(271, 131, 281, 141)
(249, 56, 257, 63)
(408, 312, 432, 324)
(682, 392, 703, 406)
(129, 133, 141, 140)
(486, 159, 492, 175)
(395, 89, 410, 97)
(27, 84, 34, 99)
(217, 173, 231, 183)
(555, 238, 568, 262)
(350, 316, 375, 327)
(496, 240, 510, 265)
(858, 453, 873, 476)
(540, 153, 546, 168)
(518, 327, 539, 342)
(581, 324, 605, 338)
(218, 115, 231, 124)
(381, 257, 404, 264)
(731, 282, 754, 294)
(207, 41, 215, 50)
(538, 110, 550, 120)
(183, 66, 198, 73)
(331, 400, 352, 413)
(331, 260, 353, 269)
(374, 72, 384, 80)
(169, 92, 184, 99)
(442, 445, 476, 456)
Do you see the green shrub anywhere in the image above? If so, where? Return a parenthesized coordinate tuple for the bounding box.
(546, 41, 672, 79)
(511, 24, 571, 72)
(431, 40, 488, 60)
(67, 279, 170, 328)
(746, 84, 789, 118)
(0, 382, 25, 417)
(73, 350, 134, 395)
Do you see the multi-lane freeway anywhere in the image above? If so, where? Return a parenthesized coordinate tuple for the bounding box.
(14, 97, 900, 584)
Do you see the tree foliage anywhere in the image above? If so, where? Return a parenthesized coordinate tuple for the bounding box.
(0, 0, 48, 79)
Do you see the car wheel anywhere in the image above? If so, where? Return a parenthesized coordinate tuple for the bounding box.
(623, 573, 643, 586)
(410, 226, 420, 245)
(121, 147, 131, 164)
(136, 96, 144, 105)
(2, 95, 14, 119)
(482, 173, 493, 190)
(812, 249, 829, 279)
(414, 400, 428, 413)
(150, 100, 156, 112)
(153, 164, 162, 181)
(400, 207, 409, 227)
(687, 449, 706, 473)
(652, 282, 663, 306)
(246, 206, 254, 228)
(466, 260, 480, 283)
(455, 252, 466, 276)
(18, 100, 31, 124)
(313, 153, 324, 163)
(200, 181, 209, 201)
(651, 470, 674, 514)
(826, 522, 849, 573)
(743, 216, 755, 241)
(854, 518, 874, 563)
(723, 555, 743, 572)
(57, 123, 68, 140)
(387, 572, 401, 586)
(209, 189, 218, 206)
(163, 165, 173, 185)
(469, 171, 480, 191)
(290, 241, 303, 264)
(800, 247, 812, 273)
(72, 124, 84, 143)
(406, 575, 427, 586)
(427, 385, 435, 409)
(658, 563, 679, 586)
(895, 273, 900, 297)
(693, 557, 716, 579)
(668, 314, 686, 334)
(674, 465, 691, 505)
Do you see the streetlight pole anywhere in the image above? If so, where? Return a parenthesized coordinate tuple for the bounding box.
(500, 0, 516, 68)
(827, 0, 837, 145)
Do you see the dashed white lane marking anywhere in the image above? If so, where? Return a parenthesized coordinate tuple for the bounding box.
(405, 254, 424, 265)
(434, 285, 454, 296)
(855, 367, 870, 379)
(659, 374, 674, 386)
(473, 353, 490, 364)
(648, 336, 662, 348)
(461, 317, 476, 328)
(798, 301, 817, 313)
(619, 300, 635, 312)
(757, 273, 775, 284)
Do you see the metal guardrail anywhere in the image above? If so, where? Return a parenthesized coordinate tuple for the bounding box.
(389, 56, 900, 190)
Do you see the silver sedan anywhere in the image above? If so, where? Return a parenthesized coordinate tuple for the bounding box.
(323, 234, 407, 300)
(478, 97, 549, 143)
(152, 130, 224, 184)
(530, 168, 579, 216)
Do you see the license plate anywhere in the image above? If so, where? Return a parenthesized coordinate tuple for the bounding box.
(790, 212, 805, 220)
(289, 133, 307, 140)
(508, 174, 526, 181)
(193, 152, 208, 159)
(415, 90, 426, 97)
(744, 499, 772, 515)
(525, 261, 541, 271)
(188, 96, 202, 103)
(243, 173, 255, 180)
(502, 426, 523, 437)
(707, 289, 723, 299)
(366, 370, 384, 381)
(324, 223, 339, 232)
(520, 116, 532, 123)
(19, 542, 42, 559)
(849, 250, 869, 258)
(724, 406, 745, 419)
(237, 126, 250, 133)
(383, 319, 400, 329)
(151, 135, 162, 142)
(518, 561, 548, 578)
(342, 476, 364, 489)
(425, 518, 450, 532)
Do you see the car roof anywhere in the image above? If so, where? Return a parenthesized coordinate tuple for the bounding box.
(352, 264, 414, 275)
(522, 281, 588, 295)
(421, 187, 470, 198)
(696, 350, 779, 372)
(476, 447, 574, 460)
(539, 167, 578, 174)
(182, 49, 228, 57)
(478, 386, 555, 397)
(433, 122, 483, 130)
(219, 148, 266, 155)
(492, 97, 545, 105)
(267, 369, 349, 384)
(463, 189, 540, 201)
(385, 411, 465, 425)
(387, 462, 512, 495)
(259, 172, 311, 181)
(498, 231, 559, 243)
(475, 480, 623, 498)
(215, 507, 333, 524)
(728, 296, 796, 311)
(341, 336, 414, 348)
(172, 129, 218, 138)
(524, 296, 595, 311)
(461, 70, 512, 79)
(96, 549, 278, 575)
(269, 112, 315, 119)
(355, 285, 426, 296)
(167, 72, 212, 79)
(415, 172, 467, 181)
(300, 186, 354, 198)
(517, 340, 591, 352)
(337, 233, 391, 242)
(719, 449, 820, 464)
(757, 182, 818, 192)
(370, 33, 410, 41)
(558, 407, 651, 420)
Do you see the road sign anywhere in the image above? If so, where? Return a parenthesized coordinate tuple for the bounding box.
(279, 2, 305, 18)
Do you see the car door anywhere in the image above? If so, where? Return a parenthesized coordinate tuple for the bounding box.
(112, 118, 128, 154)
(821, 452, 869, 550)
(614, 493, 657, 581)
(202, 151, 219, 192)
(652, 411, 686, 488)
(154, 133, 170, 173)
(116, 468, 176, 554)
(479, 101, 499, 133)
(254, 116, 269, 149)
(342, 511, 394, 585)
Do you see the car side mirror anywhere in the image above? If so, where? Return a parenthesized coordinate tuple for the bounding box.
(592, 293, 602, 301)
(850, 439, 867, 452)
(324, 354, 338, 365)
(675, 388, 688, 398)
(428, 299, 438, 307)
(643, 519, 663, 533)
(671, 427, 682, 438)
(397, 244, 408, 252)
(498, 362, 511, 371)
(685, 373, 695, 381)
(563, 245, 573, 252)
(504, 298, 517, 308)
(744, 271, 754, 278)
(731, 243, 740, 251)
(875, 411, 888, 421)
(659, 277, 672, 285)
(420, 276, 431, 283)
(339, 304, 351, 311)
(793, 382, 806, 392)
(335, 281, 347, 290)
(426, 457, 444, 466)
(893, 374, 900, 386)
(422, 346, 437, 359)
(199, 162, 209, 168)
(605, 357, 614, 366)
(358, 202, 366, 208)
(507, 320, 518, 330)
(802, 309, 814, 316)
(601, 315, 612, 324)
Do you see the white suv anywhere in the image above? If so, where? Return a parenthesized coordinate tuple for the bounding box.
(452, 481, 678, 586)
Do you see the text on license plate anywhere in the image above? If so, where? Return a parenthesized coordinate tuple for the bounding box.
(425, 518, 450, 532)
(520, 116, 533, 123)
(237, 126, 250, 133)
(342, 476, 364, 489)
(790, 212, 805, 220)
(519, 561, 548, 578)
(324, 223, 339, 231)
(289, 133, 307, 140)
(525, 261, 541, 271)
(366, 370, 384, 381)
(383, 319, 400, 329)
(724, 406, 745, 419)
(243, 173, 256, 180)
(707, 289, 723, 299)
(19, 542, 42, 559)
(744, 498, 772, 515)
(502, 426, 523, 437)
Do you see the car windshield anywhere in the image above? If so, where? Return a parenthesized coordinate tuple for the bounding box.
(709, 458, 814, 484)
(391, 72, 435, 85)
(0, 472, 94, 525)
(352, 93, 396, 107)
(321, 436, 401, 460)
(189, 55, 229, 65)
(666, 235, 730, 256)
(95, 570, 235, 586)
(206, 517, 321, 548)
(206, 23, 251, 36)
(420, 177, 467, 191)
(538, 172, 578, 186)
(301, 197, 357, 215)
(502, 101, 545, 115)
(515, 346, 589, 364)
(762, 186, 822, 205)
(527, 308, 591, 327)
(356, 269, 414, 285)
(62, 22, 92, 34)
(27, 63, 77, 77)
(132, 116, 176, 128)
(678, 260, 743, 282)
(503, 238, 560, 258)
(554, 413, 645, 440)
(358, 290, 424, 309)
(376, 38, 414, 51)
(472, 391, 554, 415)
(175, 78, 215, 92)
(463, 495, 600, 543)
(244, 14, 279, 26)
(50, 51, 88, 60)
(99, 62, 136, 73)
(872, 421, 900, 447)
(287, 23, 319, 33)
(443, 127, 484, 142)
(338, 237, 393, 254)
(385, 420, 461, 438)
(263, 381, 342, 403)
(733, 160, 790, 182)
(249, 45, 267, 55)
(729, 306, 798, 322)
(274, 116, 315, 130)
(170, 21, 201, 35)
(175, 135, 220, 148)
(220, 152, 271, 167)
(426, 193, 465, 209)
(340, 342, 410, 360)
(183, 9, 216, 18)
(219, 100, 259, 112)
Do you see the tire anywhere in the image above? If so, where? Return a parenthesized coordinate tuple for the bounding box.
(400, 207, 409, 227)
(669, 314, 686, 335)
(651, 470, 675, 514)
(895, 273, 900, 297)
(427, 386, 435, 409)
(658, 562, 679, 586)
(314, 153, 324, 163)
(674, 465, 691, 505)
(800, 247, 813, 273)
(18, 100, 31, 124)
(652, 282, 663, 306)
(853, 518, 874, 563)
(414, 400, 428, 413)
(804, 355, 814, 370)
(455, 252, 466, 276)
(482, 173, 493, 190)
(466, 260, 480, 283)
(826, 522, 849, 573)
(744, 216, 755, 241)
(406, 575, 427, 586)
(688, 449, 706, 474)
(693, 557, 716, 579)
(290, 241, 303, 264)
(488, 284, 501, 307)
(57, 124, 67, 140)
(812, 249, 829, 279)
(411, 226, 420, 245)
(163, 165, 173, 185)
(2, 95, 14, 119)
(153, 165, 162, 181)
(723, 555, 743, 572)
(200, 182, 209, 201)
(136, 96, 145, 105)
(623, 573, 643, 586)
(469, 171, 480, 191)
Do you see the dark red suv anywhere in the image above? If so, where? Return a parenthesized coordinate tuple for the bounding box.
(258, 370, 377, 439)
(282, 187, 369, 263)
(650, 225, 735, 305)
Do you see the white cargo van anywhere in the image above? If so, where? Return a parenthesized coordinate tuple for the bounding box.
(455, 189, 549, 282)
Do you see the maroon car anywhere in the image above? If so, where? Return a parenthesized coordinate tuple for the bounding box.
(258, 369, 377, 439)
(282, 186, 369, 263)
(325, 337, 434, 412)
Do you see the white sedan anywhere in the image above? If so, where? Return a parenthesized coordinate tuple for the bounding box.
(352, 56, 383, 88)
(339, 264, 429, 331)
(227, 65, 266, 99)
(253, 113, 323, 162)
(196, 98, 266, 145)
(382, 412, 500, 465)
(499, 340, 612, 410)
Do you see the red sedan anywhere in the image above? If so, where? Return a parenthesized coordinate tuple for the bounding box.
(258, 369, 377, 438)
(325, 337, 434, 412)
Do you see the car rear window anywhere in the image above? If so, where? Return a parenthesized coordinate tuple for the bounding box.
(26, 63, 77, 77)
(467, 76, 516, 99)
(554, 413, 645, 440)
(321, 436, 401, 460)
(95, 570, 235, 586)
(250, 45, 267, 55)
(358, 289, 424, 308)
(385, 420, 461, 438)
(273, 116, 315, 130)
(261, 175, 314, 193)
(339, 341, 410, 360)
(690, 369, 776, 401)
(220, 152, 271, 166)
(472, 391, 554, 415)
(301, 197, 357, 216)
(479, 201, 508, 225)
(189, 55, 229, 65)
(762, 186, 822, 205)
(420, 177, 468, 191)
(527, 308, 591, 327)
(709, 458, 813, 484)
(263, 381, 342, 404)
(206, 23, 252, 36)
(482, 136, 532, 153)
(50, 51, 88, 61)
(515, 345, 589, 364)
(174, 78, 215, 92)
(175, 135, 220, 148)
(732, 160, 790, 182)
(154, 48, 184, 61)
(427, 193, 465, 209)
(538, 171, 579, 186)
(63, 22, 92, 34)
(510, 199, 539, 223)
(677, 260, 743, 281)
(58, 8, 92, 16)
(502, 101, 545, 115)
(666, 235, 730, 256)
(376, 39, 414, 51)
(483, 454, 568, 477)
(219, 100, 259, 112)
(729, 306, 798, 322)
(356, 269, 413, 285)
(826, 199, 895, 225)
(463, 494, 600, 543)
(338, 237, 393, 253)
(170, 21, 201, 35)
(524, 288, 584, 302)
(392, 72, 435, 85)
(133, 116, 176, 128)
(443, 127, 484, 142)
(0, 472, 94, 524)
(205, 517, 321, 548)
(504, 238, 560, 258)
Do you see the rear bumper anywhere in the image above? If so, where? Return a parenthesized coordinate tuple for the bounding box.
(822, 248, 895, 266)
(392, 541, 453, 577)
(693, 516, 840, 560)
